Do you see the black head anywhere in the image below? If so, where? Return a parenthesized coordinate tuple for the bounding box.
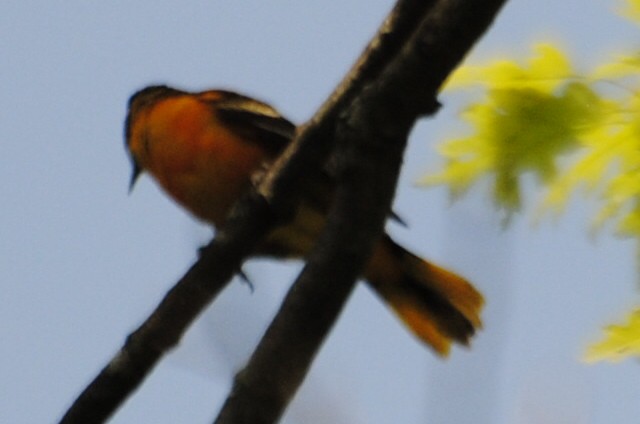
(124, 85, 185, 193)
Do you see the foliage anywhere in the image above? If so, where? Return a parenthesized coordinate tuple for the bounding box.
(585, 309, 640, 362)
(422, 0, 640, 362)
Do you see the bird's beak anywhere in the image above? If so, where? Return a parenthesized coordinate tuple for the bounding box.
(129, 161, 142, 194)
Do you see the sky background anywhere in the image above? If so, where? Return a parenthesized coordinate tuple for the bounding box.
(3, 1, 640, 423)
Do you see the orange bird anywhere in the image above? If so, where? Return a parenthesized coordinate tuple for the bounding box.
(125, 85, 483, 356)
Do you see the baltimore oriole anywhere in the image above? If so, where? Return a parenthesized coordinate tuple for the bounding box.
(125, 85, 484, 356)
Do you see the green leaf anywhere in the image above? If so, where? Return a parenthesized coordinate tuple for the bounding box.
(424, 44, 608, 211)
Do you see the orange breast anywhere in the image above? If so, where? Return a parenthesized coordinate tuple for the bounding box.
(142, 96, 269, 226)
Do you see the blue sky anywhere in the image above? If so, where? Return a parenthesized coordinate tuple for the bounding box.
(3, 1, 640, 423)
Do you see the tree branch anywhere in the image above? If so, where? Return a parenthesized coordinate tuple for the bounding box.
(257, 0, 441, 208)
(58, 193, 278, 424)
(214, 0, 508, 423)
(58, 1, 434, 422)
(59, 0, 507, 423)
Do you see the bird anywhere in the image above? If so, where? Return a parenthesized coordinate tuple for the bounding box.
(125, 85, 484, 356)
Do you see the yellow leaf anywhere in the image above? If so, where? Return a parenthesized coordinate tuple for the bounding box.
(619, 0, 640, 24)
(529, 44, 573, 83)
(617, 209, 640, 236)
(591, 53, 640, 79)
(584, 309, 640, 363)
(445, 44, 572, 93)
(431, 40, 640, 240)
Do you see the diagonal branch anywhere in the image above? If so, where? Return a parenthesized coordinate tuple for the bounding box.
(61, 0, 504, 424)
(213, 0, 508, 423)
(258, 0, 441, 208)
(57, 1, 448, 423)
(58, 193, 277, 424)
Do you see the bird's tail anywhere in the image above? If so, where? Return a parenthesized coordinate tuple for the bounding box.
(364, 236, 484, 356)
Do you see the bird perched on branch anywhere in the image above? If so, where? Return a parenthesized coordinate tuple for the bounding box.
(125, 85, 483, 356)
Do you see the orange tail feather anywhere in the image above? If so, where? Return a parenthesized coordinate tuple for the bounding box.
(364, 236, 484, 356)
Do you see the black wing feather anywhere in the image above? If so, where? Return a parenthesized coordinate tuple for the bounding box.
(210, 91, 296, 156)
(205, 90, 404, 223)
